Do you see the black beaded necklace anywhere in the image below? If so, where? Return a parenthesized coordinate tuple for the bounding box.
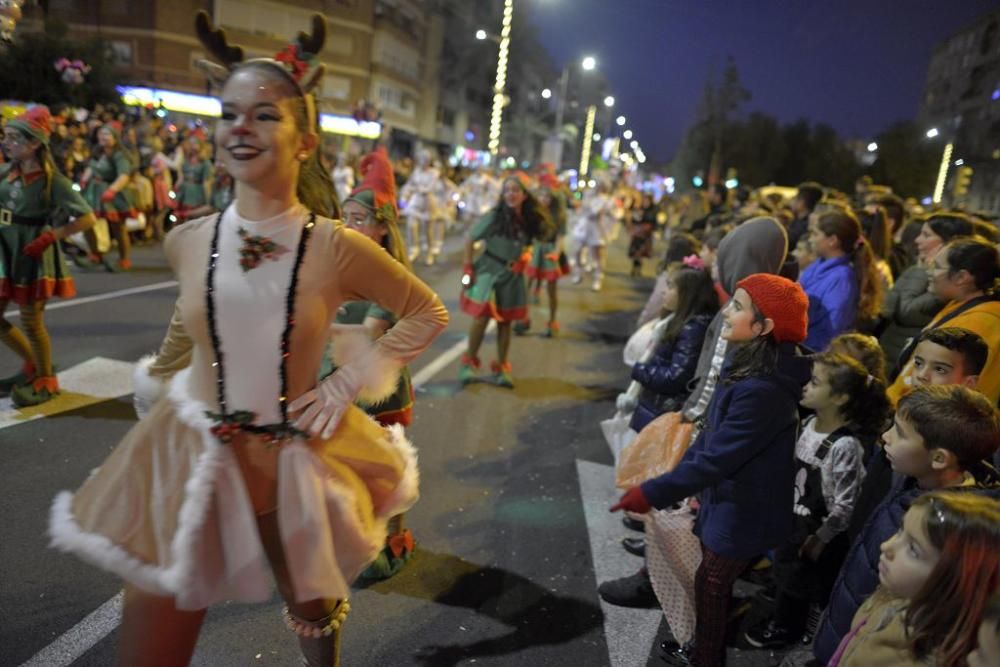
(203, 207, 316, 443)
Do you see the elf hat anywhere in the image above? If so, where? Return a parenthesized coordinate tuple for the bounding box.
(735, 273, 809, 344)
(6, 106, 53, 146)
(345, 147, 397, 225)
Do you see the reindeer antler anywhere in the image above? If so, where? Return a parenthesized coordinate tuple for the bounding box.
(296, 14, 327, 57)
(195, 10, 244, 67)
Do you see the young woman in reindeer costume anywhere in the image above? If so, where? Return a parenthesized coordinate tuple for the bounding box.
(48, 13, 448, 666)
(0, 106, 97, 406)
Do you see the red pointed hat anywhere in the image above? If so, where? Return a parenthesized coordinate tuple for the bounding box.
(538, 172, 560, 190)
(6, 106, 53, 145)
(346, 147, 398, 224)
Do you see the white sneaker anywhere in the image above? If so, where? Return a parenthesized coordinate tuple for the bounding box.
(591, 276, 603, 292)
(571, 273, 583, 284)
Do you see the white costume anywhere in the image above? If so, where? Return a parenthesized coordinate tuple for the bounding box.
(460, 170, 499, 221)
(332, 159, 354, 203)
(400, 160, 441, 264)
(572, 191, 613, 248)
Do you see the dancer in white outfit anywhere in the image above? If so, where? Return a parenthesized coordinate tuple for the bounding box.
(331, 153, 354, 204)
(571, 181, 614, 291)
(400, 152, 441, 265)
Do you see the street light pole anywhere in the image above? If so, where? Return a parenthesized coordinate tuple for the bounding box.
(488, 0, 514, 159)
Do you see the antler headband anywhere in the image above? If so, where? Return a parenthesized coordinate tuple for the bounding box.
(194, 10, 327, 95)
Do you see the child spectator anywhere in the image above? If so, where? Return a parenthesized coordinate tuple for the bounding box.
(801, 209, 882, 351)
(848, 327, 990, 543)
(830, 492, 1000, 667)
(791, 236, 816, 276)
(888, 237, 1000, 405)
(745, 353, 889, 649)
(638, 232, 703, 327)
(607, 274, 811, 667)
(813, 385, 1000, 663)
(827, 333, 887, 385)
(629, 257, 719, 432)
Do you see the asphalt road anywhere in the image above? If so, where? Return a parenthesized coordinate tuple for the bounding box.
(0, 229, 787, 667)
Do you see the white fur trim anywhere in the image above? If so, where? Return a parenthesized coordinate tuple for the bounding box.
(48, 368, 227, 606)
(131, 354, 167, 419)
(49, 491, 172, 596)
(380, 424, 420, 518)
(328, 329, 403, 405)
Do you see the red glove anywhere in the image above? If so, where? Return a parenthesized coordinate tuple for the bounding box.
(100, 188, 118, 203)
(461, 263, 475, 288)
(22, 231, 57, 259)
(610, 486, 652, 514)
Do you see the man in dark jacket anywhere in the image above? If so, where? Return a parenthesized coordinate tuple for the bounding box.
(786, 182, 823, 249)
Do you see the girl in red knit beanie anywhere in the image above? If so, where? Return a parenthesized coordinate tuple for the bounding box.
(609, 272, 811, 667)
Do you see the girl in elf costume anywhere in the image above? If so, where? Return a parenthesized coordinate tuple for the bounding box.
(171, 129, 213, 223)
(81, 120, 137, 270)
(517, 172, 568, 338)
(459, 173, 554, 388)
(0, 106, 97, 407)
(320, 146, 418, 581)
(49, 13, 447, 667)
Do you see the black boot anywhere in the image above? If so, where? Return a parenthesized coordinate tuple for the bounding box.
(598, 570, 657, 608)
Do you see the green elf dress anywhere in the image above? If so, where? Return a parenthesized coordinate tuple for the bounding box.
(0, 163, 91, 304)
(174, 159, 213, 216)
(525, 186, 568, 283)
(459, 208, 532, 322)
(83, 139, 137, 223)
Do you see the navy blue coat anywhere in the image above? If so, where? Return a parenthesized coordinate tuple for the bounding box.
(629, 314, 712, 433)
(813, 463, 1000, 663)
(640, 343, 811, 560)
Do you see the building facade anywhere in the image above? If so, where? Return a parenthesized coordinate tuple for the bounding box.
(20, 0, 448, 154)
(920, 9, 1000, 213)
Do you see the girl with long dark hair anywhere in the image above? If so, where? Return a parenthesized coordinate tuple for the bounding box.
(628, 257, 718, 432)
(458, 173, 553, 388)
(49, 14, 447, 666)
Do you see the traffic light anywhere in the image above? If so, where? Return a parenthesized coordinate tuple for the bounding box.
(952, 166, 973, 198)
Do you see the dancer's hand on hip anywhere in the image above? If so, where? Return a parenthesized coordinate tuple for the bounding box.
(289, 363, 365, 439)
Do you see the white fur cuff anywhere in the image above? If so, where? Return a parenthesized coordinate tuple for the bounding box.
(132, 354, 167, 419)
(328, 329, 403, 405)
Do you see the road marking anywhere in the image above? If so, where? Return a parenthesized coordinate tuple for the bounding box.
(16, 323, 488, 665)
(3, 280, 178, 319)
(0, 357, 136, 431)
(19, 593, 123, 667)
(576, 459, 662, 667)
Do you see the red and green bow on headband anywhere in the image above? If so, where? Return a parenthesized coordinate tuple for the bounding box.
(274, 42, 317, 83)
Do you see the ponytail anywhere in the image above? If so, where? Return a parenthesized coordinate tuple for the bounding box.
(818, 210, 883, 322)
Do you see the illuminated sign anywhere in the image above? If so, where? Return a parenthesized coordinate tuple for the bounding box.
(116, 86, 382, 139)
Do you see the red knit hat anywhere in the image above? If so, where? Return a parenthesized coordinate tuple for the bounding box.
(735, 273, 809, 343)
(346, 146, 398, 224)
(6, 106, 52, 145)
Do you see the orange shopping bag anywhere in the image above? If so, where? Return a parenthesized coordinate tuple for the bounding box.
(615, 410, 695, 490)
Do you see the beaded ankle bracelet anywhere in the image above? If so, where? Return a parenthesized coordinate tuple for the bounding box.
(283, 599, 351, 638)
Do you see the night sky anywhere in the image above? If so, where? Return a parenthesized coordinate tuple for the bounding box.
(525, 0, 998, 164)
